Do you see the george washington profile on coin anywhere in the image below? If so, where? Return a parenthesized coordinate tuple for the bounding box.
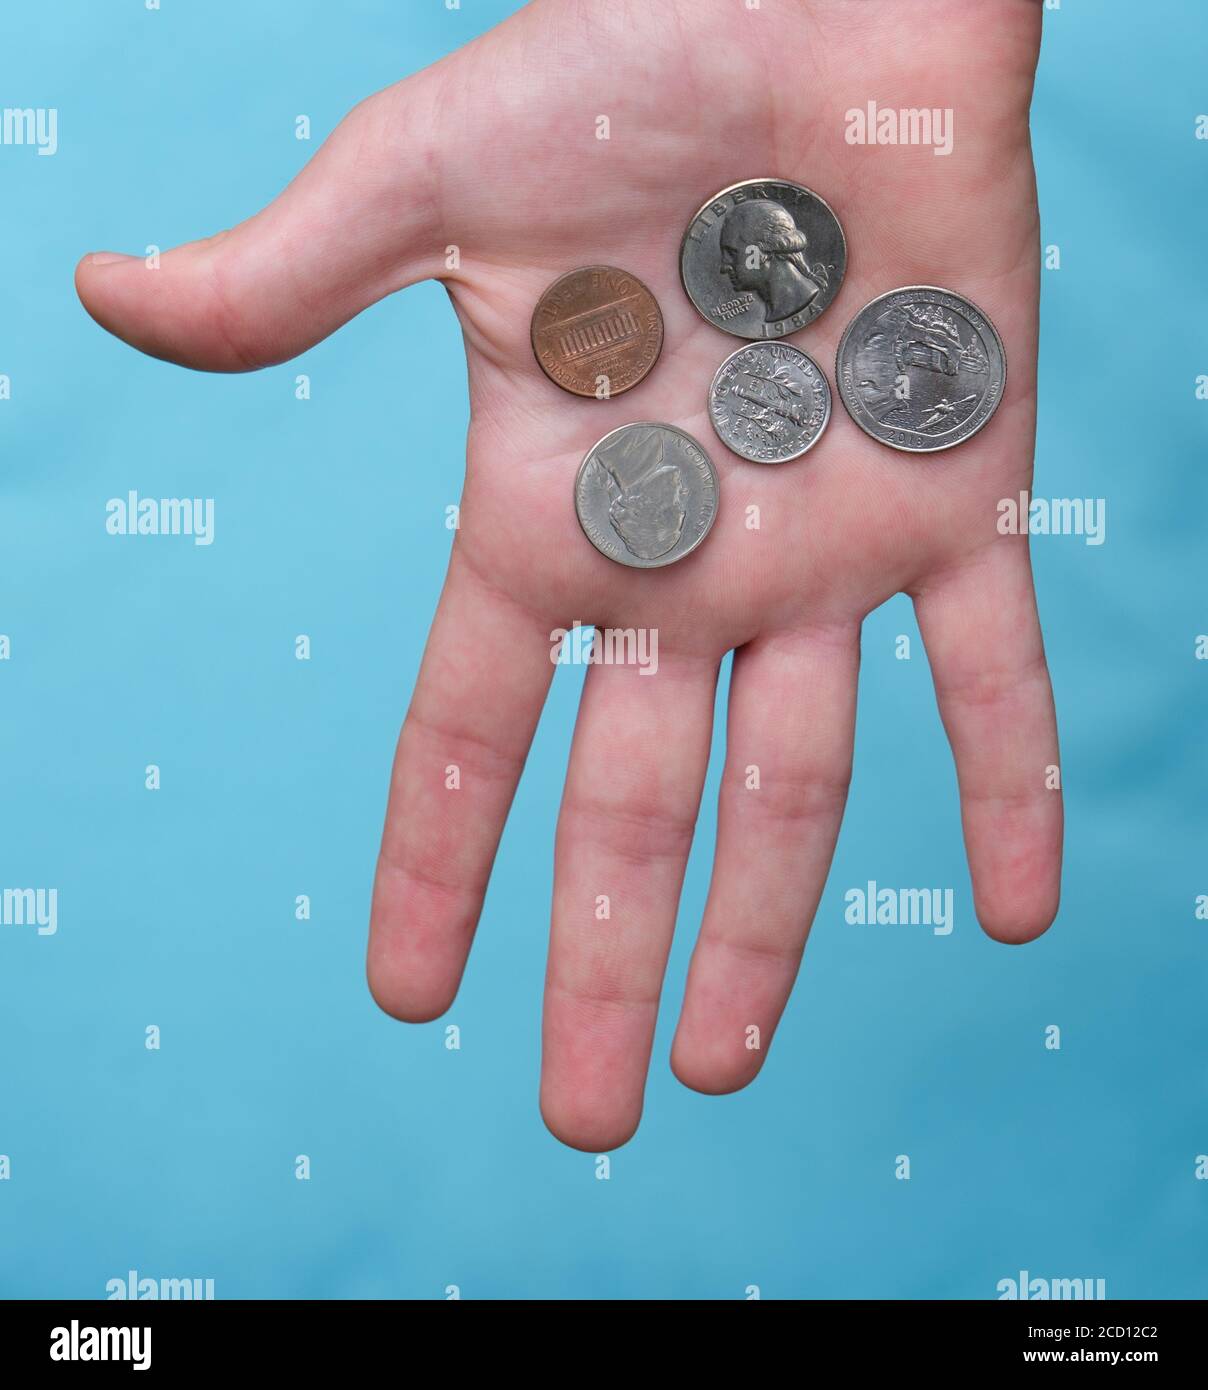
(719, 198, 828, 324)
(589, 426, 687, 561)
(681, 179, 847, 340)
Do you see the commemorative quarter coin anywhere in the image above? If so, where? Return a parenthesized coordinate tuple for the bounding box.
(834, 286, 1007, 452)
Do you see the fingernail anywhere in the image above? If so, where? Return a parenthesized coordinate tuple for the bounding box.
(87, 251, 134, 267)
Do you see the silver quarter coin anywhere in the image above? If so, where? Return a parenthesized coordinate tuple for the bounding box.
(835, 286, 1007, 452)
(574, 423, 719, 568)
(709, 342, 831, 463)
(680, 178, 847, 339)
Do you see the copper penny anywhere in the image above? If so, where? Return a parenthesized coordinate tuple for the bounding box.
(530, 266, 664, 398)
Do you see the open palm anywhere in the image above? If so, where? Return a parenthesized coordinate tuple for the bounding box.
(76, 0, 1060, 1150)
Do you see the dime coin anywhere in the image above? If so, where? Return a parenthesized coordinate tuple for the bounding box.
(574, 423, 719, 568)
(531, 266, 664, 398)
(709, 342, 831, 463)
(680, 178, 847, 339)
(835, 286, 1007, 452)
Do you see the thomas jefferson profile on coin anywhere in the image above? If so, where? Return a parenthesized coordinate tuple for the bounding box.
(681, 178, 847, 339)
(574, 424, 719, 568)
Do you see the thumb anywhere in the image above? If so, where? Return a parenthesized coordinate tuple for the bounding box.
(75, 79, 447, 372)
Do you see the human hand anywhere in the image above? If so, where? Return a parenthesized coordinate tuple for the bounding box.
(75, 0, 1061, 1150)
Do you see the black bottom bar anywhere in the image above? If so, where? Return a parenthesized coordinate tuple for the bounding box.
(2, 1297, 1196, 1375)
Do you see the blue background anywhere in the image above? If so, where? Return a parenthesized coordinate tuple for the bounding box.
(1, 0, 1204, 1299)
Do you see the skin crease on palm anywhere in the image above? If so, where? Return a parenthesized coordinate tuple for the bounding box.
(75, 0, 1062, 1151)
